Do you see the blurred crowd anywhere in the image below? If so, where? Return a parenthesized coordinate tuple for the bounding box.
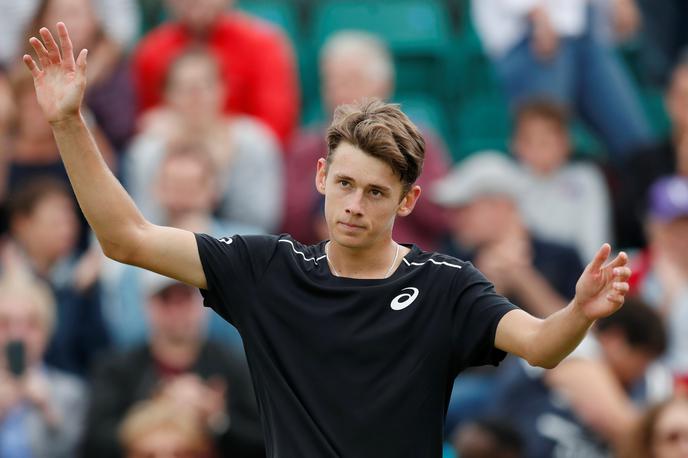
(0, 0, 687, 456)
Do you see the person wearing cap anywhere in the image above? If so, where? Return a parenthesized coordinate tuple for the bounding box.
(630, 175, 688, 389)
(432, 152, 584, 319)
(432, 152, 585, 435)
(82, 271, 264, 458)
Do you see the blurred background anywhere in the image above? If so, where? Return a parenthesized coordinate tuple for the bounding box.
(0, 0, 687, 456)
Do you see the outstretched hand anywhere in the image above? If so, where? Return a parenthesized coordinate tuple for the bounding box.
(574, 243, 632, 321)
(23, 22, 87, 124)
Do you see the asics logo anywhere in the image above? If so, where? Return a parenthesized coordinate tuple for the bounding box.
(390, 287, 419, 311)
(219, 237, 233, 245)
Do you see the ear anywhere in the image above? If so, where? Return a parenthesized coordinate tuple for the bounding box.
(397, 185, 421, 218)
(315, 158, 328, 196)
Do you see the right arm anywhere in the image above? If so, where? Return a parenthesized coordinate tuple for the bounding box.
(24, 23, 207, 289)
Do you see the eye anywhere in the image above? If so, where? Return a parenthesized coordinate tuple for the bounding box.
(370, 189, 384, 198)
(338, 180, 351, 188)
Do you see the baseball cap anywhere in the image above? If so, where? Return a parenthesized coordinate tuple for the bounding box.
(648, 176, 688, 222)
(430, 151, 526, 207)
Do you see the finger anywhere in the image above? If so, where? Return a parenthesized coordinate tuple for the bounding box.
(76, 49, 88, 78)
(22, 54, 41, 78)
(606, 293, 626, 306)
(29, 37, 51, 69)
(588, 243, 611, 272)
(39, 27, 62, 64)
(56, 22, 75, 70)
(603, 251, 628, 270)
(612, 282, 629, 294)
(612, 266, 632, 281)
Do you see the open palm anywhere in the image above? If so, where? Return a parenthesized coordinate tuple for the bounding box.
(23, 23, 87, 124)
(575, 244, 632, 321)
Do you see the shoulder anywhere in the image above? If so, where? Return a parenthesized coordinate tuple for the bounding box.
(403, 247, 477, 285)
(135, 22, 184, 56)
(273, 235, 326, 265)
(230, 116, 281, 154)
(220, 12, 291, 46)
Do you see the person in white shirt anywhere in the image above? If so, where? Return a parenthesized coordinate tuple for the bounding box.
(471, 0, 652, 158)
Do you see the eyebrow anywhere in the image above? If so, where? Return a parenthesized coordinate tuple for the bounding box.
(333, 174, 392, 193)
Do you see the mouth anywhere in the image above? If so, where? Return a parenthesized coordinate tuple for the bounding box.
(337, 221, 365, 231)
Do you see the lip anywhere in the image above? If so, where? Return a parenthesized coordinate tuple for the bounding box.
(338, 221, 365, 230)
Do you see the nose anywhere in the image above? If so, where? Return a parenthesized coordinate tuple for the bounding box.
(344, 189, 365, 216)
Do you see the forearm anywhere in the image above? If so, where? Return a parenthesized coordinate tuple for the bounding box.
(510, 268, 568, 317)
(529, 299, 594, 368)
(51, 113, 147, 259)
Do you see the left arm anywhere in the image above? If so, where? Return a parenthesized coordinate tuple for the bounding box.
(495, 244, 631, 368)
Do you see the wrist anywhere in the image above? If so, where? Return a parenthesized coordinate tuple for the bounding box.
(49, 112, 85, 130)
(570, 298, 597, 327)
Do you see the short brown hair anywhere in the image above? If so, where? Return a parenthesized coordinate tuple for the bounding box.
(514, 99, 569, 132)
(7, 177, 73, 223)
(325, 98, 425, 194)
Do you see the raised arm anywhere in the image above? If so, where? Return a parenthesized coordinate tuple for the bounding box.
(494, 244, 631, 368)
(24, 23, 207, 289)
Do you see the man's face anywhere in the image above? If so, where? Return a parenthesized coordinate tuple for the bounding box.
(15, 193, 79, 263)
(513, 116, 570, 175)
(156, 155, 216, 217)
(0, 297, 50, 367)
(667, 67, 688, 132)
(321, 51, 392, 114)
(147, 284, 206, 344)
(166, 0, 229, 33)
(599, 330, 655, 387)
(652, 216, 688, 272)
(448, 195, 517, 249)
(315, 142, 418, 249)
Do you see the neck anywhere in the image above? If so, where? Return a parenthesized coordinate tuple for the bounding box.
(150, 335, 201, 369)
(326, 237, 408, 279)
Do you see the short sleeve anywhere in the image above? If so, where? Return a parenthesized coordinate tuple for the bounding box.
(450, 263, 519, 373)
(194, 233, 279, 326)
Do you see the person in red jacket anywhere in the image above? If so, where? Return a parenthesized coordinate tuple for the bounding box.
(132, 0, 299, 148)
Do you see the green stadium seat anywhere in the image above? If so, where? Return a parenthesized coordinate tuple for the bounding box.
(237, 0, 300, 41)
(453, 93, 511, 161)
(393, 93, 450, 142)
(311, 0, 452, 97)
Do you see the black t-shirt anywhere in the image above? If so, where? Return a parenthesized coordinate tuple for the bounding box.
(195, 233, 518, 458)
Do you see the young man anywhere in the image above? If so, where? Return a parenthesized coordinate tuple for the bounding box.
(24, 24, 632, 457)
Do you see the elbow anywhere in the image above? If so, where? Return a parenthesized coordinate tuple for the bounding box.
(524, 344, 563, 369)
(98, 224, 146, 265)
(531, 358, 560, 370)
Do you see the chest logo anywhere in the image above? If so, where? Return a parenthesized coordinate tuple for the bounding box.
(219, 237, 233, 245)
(390, 287, 420, 311)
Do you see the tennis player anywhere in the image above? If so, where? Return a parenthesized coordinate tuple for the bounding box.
(24, 24, 632, 457)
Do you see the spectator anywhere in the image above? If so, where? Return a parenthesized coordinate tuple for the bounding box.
(127, 48, 283, 232)
(613, 54, 688, 249)
(472, 0, 652, 157)
(0, 272, 87, 458)
(284, 31, 451, 250)
(635, 0, 688, 86)
(432, 152, 583, 317)
(119, 399, 216, 458)
(512, 99, 612, 261)
(21, 0, 137, 153)
(487, 298, 671, 457)
(452, 418, 524, 458)
(3, 71, 114, 200)
(0, 0, 139, 67)
(101, 141, 260, 348)
(83, 270, 264, 458)
(4, 178, 109, 375)
(431, 152, 583, 435)
(629, 397, 688, 458)
(133, 0, 299, 146)
(630, 176, 688, 387)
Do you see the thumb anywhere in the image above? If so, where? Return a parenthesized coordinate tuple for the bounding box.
(76, 49, 88, 77)
(587, 243, 611, 273)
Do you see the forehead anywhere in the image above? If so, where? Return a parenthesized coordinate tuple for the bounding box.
(328, 142, 401, 188)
